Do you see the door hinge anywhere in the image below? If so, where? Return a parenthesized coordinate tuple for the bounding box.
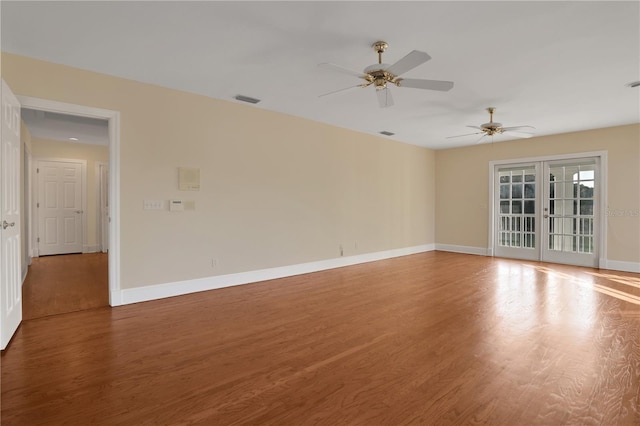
(37, 237, 40, 243)
(37, 202, 40, 208)
(37, 168, 39, 173)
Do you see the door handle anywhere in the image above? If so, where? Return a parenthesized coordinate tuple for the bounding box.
(544, 214, 549, 219)
(2, 220, 15, 230)
(75, 210, 84, 214)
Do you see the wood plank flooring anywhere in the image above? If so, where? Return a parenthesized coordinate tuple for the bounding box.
(2, 251, 639, 425)
(21, 253, 109, 320)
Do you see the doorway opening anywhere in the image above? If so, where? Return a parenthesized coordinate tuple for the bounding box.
(22, 109, 110, 319)
(17, 97, 120, 320)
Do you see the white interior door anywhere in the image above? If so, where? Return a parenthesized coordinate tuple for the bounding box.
(542, 158, 599, 267)
(37, 160, 83, 256)
(1, 79, 22, 350)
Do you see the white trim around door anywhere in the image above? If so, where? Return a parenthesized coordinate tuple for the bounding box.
(18, 95, 121, 306)
(96, 161, 109, 253)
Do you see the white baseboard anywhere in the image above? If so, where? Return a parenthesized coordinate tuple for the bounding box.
(111, 244, 436, 306)
(83, 245, 100, 253)
(434, 245, 640, 273)
(602, 260, 640, 273)
(435, 244, 488, 256)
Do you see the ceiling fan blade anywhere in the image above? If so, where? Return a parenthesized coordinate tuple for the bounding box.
(318, 85, 362, 98)
(376, 87, 394, 108)
(475, 134, 488, 144)
(466, 125, 483, 130)
(502, 125, 535, 132)
(396, 78, 454, 91)
(318, 62, 367, 79)
(446, 131, 483, 139)
(384, 50, 431, 76)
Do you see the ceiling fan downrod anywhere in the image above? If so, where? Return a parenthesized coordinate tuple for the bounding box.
(486, 107, 496, 123)
(373, 41, 388, 64)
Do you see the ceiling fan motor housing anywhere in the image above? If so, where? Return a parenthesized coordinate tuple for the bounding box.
(363, 65, 396, 90)
(481, 125, 503, 135)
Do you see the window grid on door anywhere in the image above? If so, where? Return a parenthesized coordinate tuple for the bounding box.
(548, 163, 595, 254)
(498, 168, 536, 249)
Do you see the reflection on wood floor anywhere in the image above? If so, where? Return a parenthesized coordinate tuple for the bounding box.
(22, 252, 109, 320)
(2, 251, 639, 425)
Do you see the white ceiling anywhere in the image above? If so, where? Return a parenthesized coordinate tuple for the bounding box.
(2, 1, 639, 149)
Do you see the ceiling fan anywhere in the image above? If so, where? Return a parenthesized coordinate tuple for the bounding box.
(318, 41, 454, 108)
(447, 107, 535, 143)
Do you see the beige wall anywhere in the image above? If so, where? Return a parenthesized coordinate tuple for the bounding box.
(30, 138, 108, 250)
(435, 124, 640, 263)
(2, 53, 436, 289)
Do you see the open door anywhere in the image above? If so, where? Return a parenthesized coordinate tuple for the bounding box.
(1, 79, 23, 350)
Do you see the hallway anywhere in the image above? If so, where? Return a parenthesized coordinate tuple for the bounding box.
(22, 253, 109, 320)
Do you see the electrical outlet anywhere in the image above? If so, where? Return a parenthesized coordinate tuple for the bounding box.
(354, 240, 359, 250)
(339, 244, 344, 257)
(211, 258, 218, 268)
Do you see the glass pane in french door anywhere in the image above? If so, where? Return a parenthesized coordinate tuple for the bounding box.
(494, 165, 539, 261)
(543, 159, 598, 267)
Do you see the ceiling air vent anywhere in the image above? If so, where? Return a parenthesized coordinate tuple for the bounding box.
(234, 95, 261, 104)
(379, 131, 395, 136)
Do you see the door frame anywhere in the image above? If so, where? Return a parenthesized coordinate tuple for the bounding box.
(488, 151, 608, 267)
(96, 161, 109, 253)
(18, 95, 121, 306)
(33, 157, 87, 256)
(23, 142, 33, 280)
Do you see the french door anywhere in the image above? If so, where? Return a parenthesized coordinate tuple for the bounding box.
(494, 164, 540, 261)
(494, 156, 600, 268)
(542, 159, 598, 267)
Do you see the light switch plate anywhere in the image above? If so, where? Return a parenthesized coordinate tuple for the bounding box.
(143, 200, 164, 210)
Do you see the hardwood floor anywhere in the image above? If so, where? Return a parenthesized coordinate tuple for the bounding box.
(2, 252, 639, 425)
(21, 253, 109, 320)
